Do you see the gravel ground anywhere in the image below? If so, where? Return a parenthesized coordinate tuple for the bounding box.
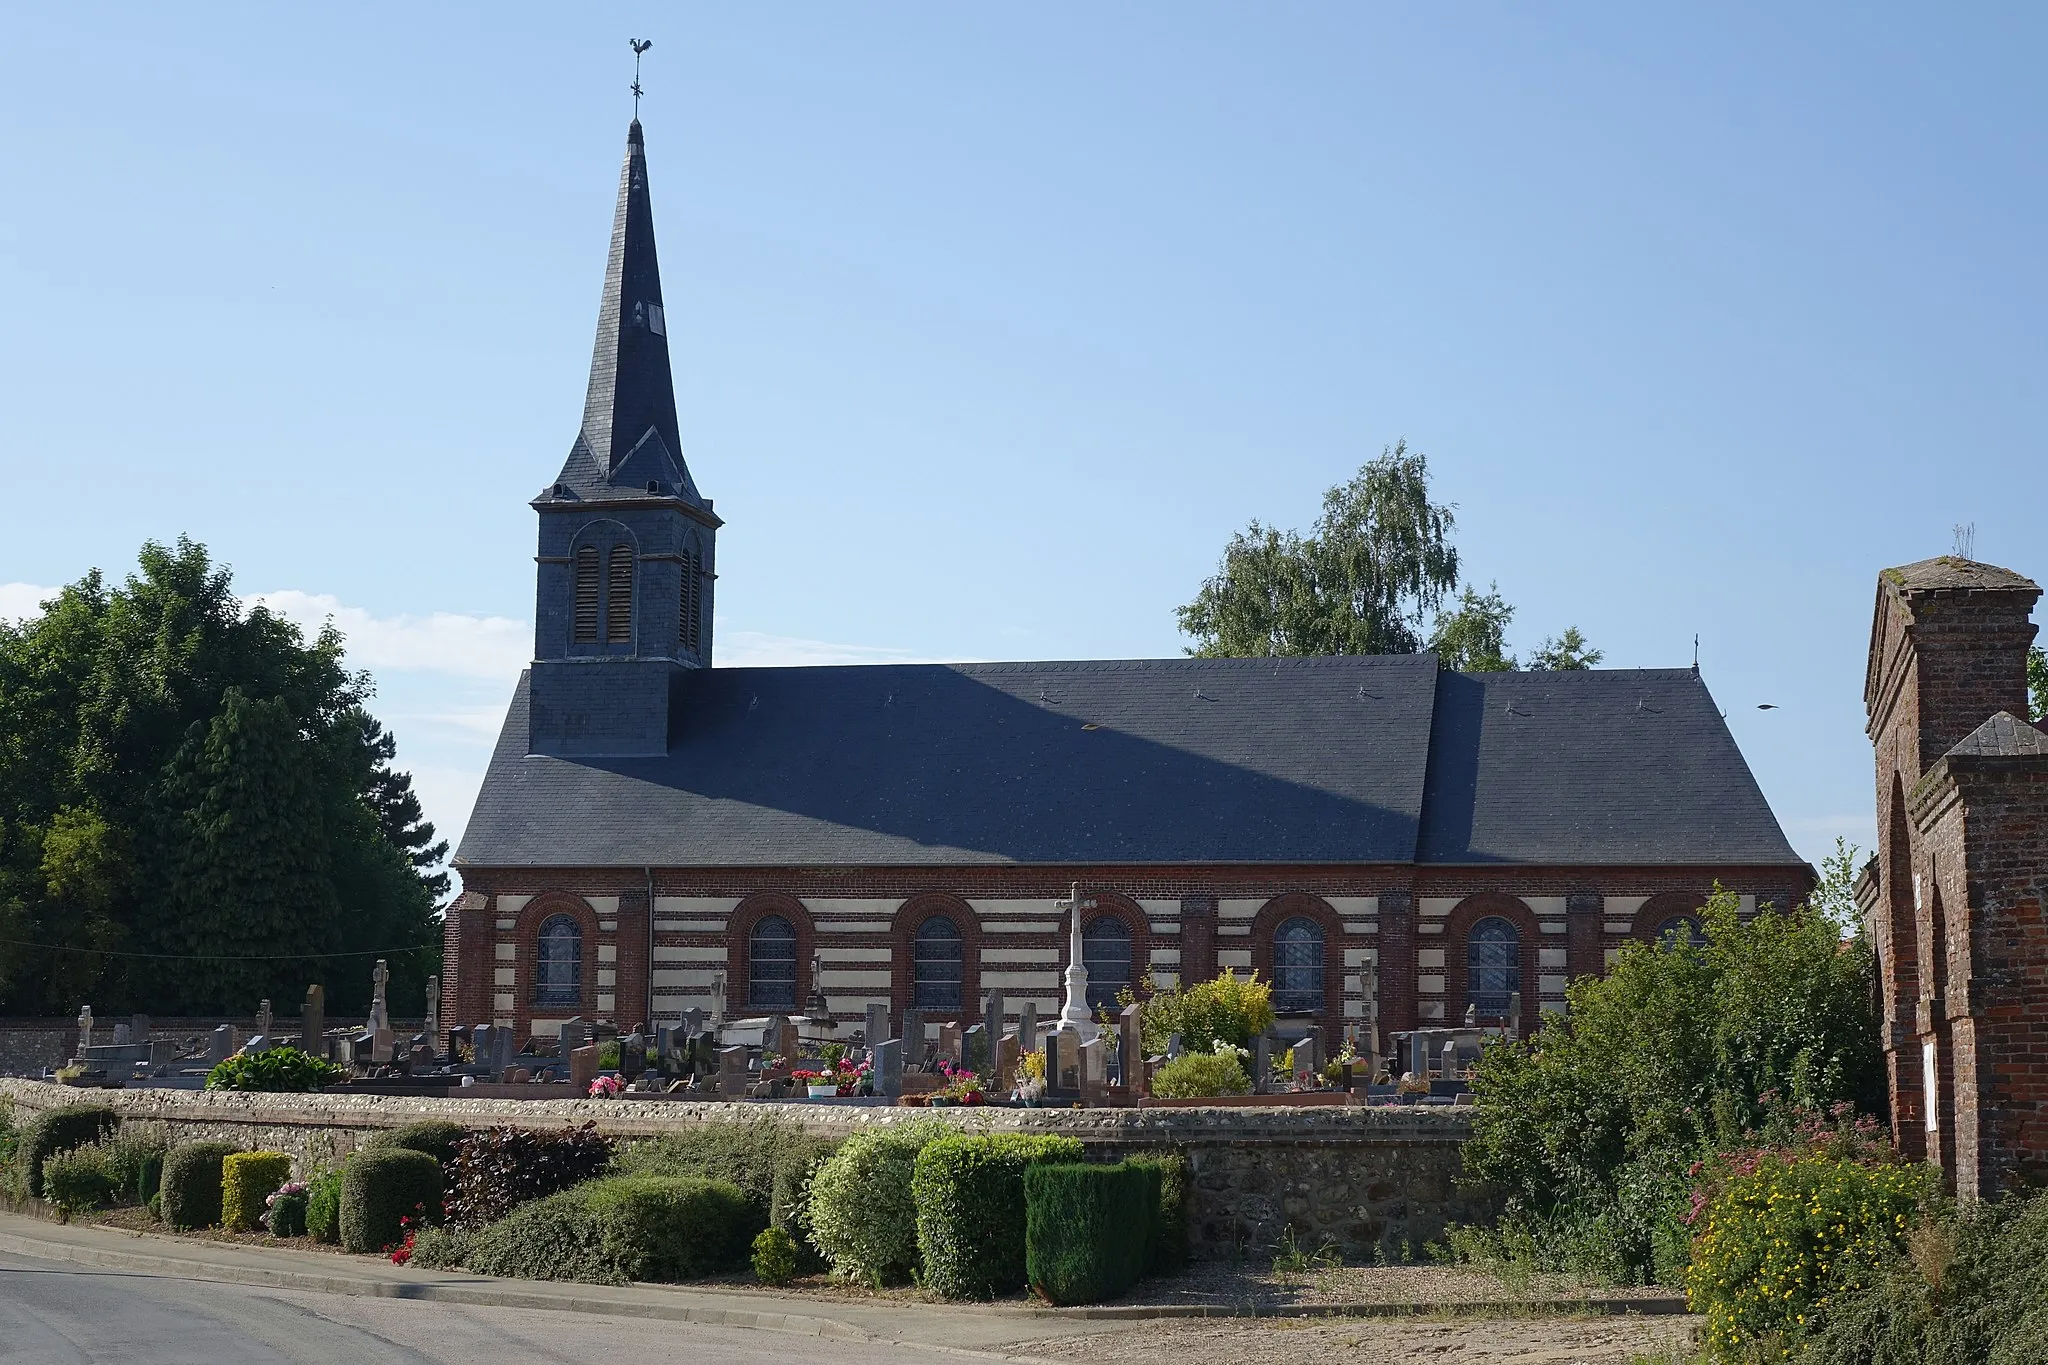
(1005, 1314, 1699, 1365)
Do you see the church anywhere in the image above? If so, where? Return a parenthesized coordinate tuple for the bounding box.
(441, 117, 1813, 1048)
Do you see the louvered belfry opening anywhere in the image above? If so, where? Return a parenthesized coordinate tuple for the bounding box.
(606, 545, 634, 643)
(681, 547, 703, 653)
(572, 546, 601, 642)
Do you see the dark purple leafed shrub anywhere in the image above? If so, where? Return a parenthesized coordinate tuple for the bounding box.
(444, 1122, 614, 1229)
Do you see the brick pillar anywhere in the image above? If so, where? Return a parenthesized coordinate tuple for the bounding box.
(1566, 891, 1603, 988)
(1180, 895, 1217, 985)
(1378, 890, 1415, 1036)
(447, 892, 493, 1028)
(617, 883, 653, 1031)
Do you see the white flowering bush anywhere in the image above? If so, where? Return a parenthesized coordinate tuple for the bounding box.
(803, 1121, 948, 1286)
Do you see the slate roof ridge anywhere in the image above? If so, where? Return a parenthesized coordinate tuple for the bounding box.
(1946, 710, 2048, 758)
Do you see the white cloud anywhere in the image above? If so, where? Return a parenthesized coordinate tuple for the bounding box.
(243, 590, 530, 681)
(0, 583, 59, 622)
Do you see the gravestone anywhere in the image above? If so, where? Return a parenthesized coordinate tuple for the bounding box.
(471, 1024, 496, 1074)
(717, 1045, 749, 1098)
(1440, 1039, 1459, 1079)
(1017, 1002, 1037, 1053)
(351, 1030, 374, 1067)
(865, 1003, 889, 1046)
(1077, 1037, 1108, 1106)
(424, 975, 440, 1050)
(130, 1014, 150, 1043)
(1166, 1032, 1185, 1060)
(209, 1024, 239, 1064)
(691, 1031, 717, 1079)
(1302, 1025, 1324, 1082)
(961, 1023, 987, 1075)
(1044, 1032, 1074, 1096)
(996, 1032, 1020, 1092)
(1506, 991, 1523, 1041)
(245, 1034, 273, 1054)
(899, 1009, 926, 1065)
(1463, 1002, 1479, 1028)
(368, 958, 391, 1034)
(655, 1025, 677, 1075)
(681, 1007, 704, 1036)
(558, 1018, 589, 1055)
(775, 1018, 800, 1068)
(113, 1023, 131, 1046)
(302, 985, 325, 1054)
(492, 1027, 515, 1077)
(594, 1020, 619, 1044)
(75, 1006, 93, 1054)
(1118, 1003, 1144, 1090)
(256, 1000, 273, 1038)
(873, 1038, 903, 1099)
(1253, 1033, 1272, 1094)
(982, 991, 1005, 1048)
(619, 1030, 647, 1079)
(938, 1021, 962, 1069)
(569, 1044, 601, 1092)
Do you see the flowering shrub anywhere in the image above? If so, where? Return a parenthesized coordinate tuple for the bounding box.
(265, 1180, 310, 1237)
(588, 1075, 623, 1099)
(1685, 1126, 1935, 1360)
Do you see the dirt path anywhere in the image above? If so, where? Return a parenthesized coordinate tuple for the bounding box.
(1007, 1314, 1698, 1365)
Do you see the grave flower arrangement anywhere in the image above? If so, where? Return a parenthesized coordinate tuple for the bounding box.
(587, 1074, 624, 1099)
(934, 1060, 986, 1105)
(1013, 1049, 1046, 1103)
(792, 1055, 871, 1096)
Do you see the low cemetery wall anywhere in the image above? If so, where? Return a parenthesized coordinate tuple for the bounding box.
(0, 1077, 1484, 1258)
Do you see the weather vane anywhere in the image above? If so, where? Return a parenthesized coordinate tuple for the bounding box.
(630, 38, 653, 119)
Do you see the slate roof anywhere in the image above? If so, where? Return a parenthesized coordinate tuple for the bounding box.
(455, 656, 1804, 870)
(1946, 710, 2048, 759)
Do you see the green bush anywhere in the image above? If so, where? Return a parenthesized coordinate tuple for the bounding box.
(340, 1148, 443, 1253)
(1148, 1051, 1251, 1100)
(204, 1046, 345, 1093)
(16, 1105, 116, 1200)
(611, 1115, 837, 1246)
(306, 1168, 344, 1243)
(404, 1223, 474, 1269)
(266, 1189, 309, 1237)
(805, 1120, 949, 1286)
(444, 1122, 613, 1229)
(110, 1133, 167, 1209)
(1686, 1147, 1934, 1359)
(1804, 1186, 2048, 1365)
(752, 1225, 799, 1284)
(1138, 970, 1275, 1055)
(458, 1175, 755, 1285)
(40, 1145, 118, 1214)
(221, 1152, 294, 1233)
(911, 1134, 1084, 1299)
(161, 1140, 240, 1230)
(1460, 873, 1886, 1284)
(1127, 1151, 1190, 1274)
(368, 1120, 467, 1169)
(0, 1100, 19, 1199)
(1024, 1161, 1160, 1305)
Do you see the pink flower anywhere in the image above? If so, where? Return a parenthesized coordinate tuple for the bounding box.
(588, 1075, 623, 1098)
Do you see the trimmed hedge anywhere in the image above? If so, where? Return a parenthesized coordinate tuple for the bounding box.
(912, 1134, 1085, 1299)
(18, 1105, 116, 1200)
(340, 1148, 443, 1253)
(161, 1140, 241, 1230)
(369, 1120, 467, 1169)
(1126, 1152, 1189, 1275)
(1024, 1161, 1161, 1306)
(306, 1168, 344, 1243)
(806, 1121, 950, 1287)
(459, 1174, 756, 1285)
(611, 1117, 839, 1272)
(222, 1152, 294, 1233)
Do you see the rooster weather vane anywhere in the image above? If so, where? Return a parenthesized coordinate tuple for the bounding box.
(630, 38, 653, 119)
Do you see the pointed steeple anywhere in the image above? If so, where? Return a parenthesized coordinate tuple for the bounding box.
(546, 119, 704, 508)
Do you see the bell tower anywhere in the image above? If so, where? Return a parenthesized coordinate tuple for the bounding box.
(528, 118, 719, 757)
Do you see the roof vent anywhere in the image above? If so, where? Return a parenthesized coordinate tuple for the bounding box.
(553, 483, 568, 497)
(647, 480, 660, 494)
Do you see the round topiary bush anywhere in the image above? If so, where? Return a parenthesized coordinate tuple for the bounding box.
(368, 1120, 467, 1169)
(806, 1122, 948, 1286)
(1148, 1050, 1251, 1099)
(16, 1105, 116, 1200)
(161, 1140, 242, 1230)
(752, 1225, 798, 1284)
(340, 1148, 443, 1253)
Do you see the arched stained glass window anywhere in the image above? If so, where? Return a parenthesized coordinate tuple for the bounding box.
(1655, 915, 1707, 950)
(1272, 917, 1324, 1014)
(749, 914, 798, 1010)
(912, 917, 963, 1010)
(1083, 916, 1132, 1010)
(1467, 916, 1520, 1019)
(536, 915, 582, 1008)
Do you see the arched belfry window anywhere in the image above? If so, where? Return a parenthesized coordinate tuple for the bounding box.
(573, 547, 601, 643)
(1467, 916, 1520, 1018)
(748, 915, 798, 1010)
(1083, 917, 1132, 1010)
(681, 545, 704, 654)
(536, 915, 582, 1008)
(1272, 917, 1324, 1014)
(913, 917, 964, 1010)
(606, 545, 635, 643)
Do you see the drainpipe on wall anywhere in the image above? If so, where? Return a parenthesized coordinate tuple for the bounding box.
(645, 865, 656, 1031)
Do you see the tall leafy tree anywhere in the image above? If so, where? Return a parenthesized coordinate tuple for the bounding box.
(1429, 584, 1517, 671)
(2030, 645, 2047, 723)
(0, 538, 442, 1016)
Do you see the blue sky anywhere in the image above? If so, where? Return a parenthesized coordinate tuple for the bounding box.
(4, 6, 2044, 877)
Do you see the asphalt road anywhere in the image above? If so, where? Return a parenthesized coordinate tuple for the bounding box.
(0, 1251, 977, 1365)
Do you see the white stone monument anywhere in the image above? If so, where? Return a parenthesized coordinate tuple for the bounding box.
(367, 959, 391, 1033)
(1053, 882, 1100, 1044)
(76, 1005, 93, 1053)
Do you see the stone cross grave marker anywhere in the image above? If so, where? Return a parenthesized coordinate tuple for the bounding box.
(75, 1006, 93, 1053)
(302, 985, 324, 1052)
(1017, 1002, 1037, 1053)
(718, 1045, 749, 1098)
(865, 1002, 889, 1046)
(1077, 1037, 1107, 1106)
(873, 1038, 902, 1099)
(368, 958, 390, 1033)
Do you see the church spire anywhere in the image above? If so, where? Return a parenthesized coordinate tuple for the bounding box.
(548, 117, 702, 507)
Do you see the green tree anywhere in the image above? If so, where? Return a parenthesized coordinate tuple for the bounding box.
(1428, 584, 1517, 671)
(1177, 441, 1460, 657)
(1525, 626, 1604, 671)
(0, 538, 442, 1015)
(1459, 886, 1883, 1283)
(2030, 644, 2047, 722)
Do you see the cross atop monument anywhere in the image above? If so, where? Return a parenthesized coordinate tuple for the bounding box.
(1053, 882, 1101, 1043)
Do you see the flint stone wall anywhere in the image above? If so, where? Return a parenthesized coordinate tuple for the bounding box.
(0, 1078, 1485, 1257)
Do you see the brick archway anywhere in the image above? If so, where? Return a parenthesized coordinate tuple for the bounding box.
(1630, 890, 1713, 943)
(1250, 893, 1343, 1035)
(1443, 894, 1539, 1037)
(890, 894, 981, 1029)
(726, 893, 813, 1019)
(514, 893, 600, 1031)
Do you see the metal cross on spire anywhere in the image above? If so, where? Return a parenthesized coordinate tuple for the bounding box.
(630, 38, 653, 119)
